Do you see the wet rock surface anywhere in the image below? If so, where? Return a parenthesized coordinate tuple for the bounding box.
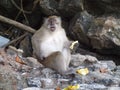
(0, 48, 120, 90)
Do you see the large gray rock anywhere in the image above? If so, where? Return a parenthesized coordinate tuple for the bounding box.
(39, 0, 59, 15)
(0, 0, 18, 17)
(84, 0, 120, 15)
(58, 0, 83, 18)
(39, 0, 83, 18)
(69, 11, 94, 45)
(88, 16, 120, 55)
(69, 13, 120, 55)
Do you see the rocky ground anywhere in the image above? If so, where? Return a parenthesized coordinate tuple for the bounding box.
(0, 1, 120, 90)
(0, 47, 120, 90)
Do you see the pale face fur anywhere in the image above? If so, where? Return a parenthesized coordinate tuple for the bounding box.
(43, 16, 62, 32)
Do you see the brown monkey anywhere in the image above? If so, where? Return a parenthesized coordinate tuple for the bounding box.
(32, 16, 71, 74)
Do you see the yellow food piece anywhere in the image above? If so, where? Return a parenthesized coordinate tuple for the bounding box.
(76, 68, 89, 76)
(63, 84, 80, 90)
(70, 41, 78, 49)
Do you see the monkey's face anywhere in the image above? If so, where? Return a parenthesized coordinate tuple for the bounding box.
(44, 16, 61, 32)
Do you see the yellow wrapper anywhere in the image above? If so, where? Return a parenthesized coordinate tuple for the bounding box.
(76, 68, 89, 76)
(63, 84, 80, 90)
(70, 41, 78, 49)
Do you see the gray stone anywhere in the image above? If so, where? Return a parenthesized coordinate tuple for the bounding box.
(22, 87, 40, 90)
(71, 54, 98, 67)
(22, 87, 54, 90)
(27, 77, 41, 87)
(41, 68, 56, 78)
(108, 87, 120, 90)
(88, 16, 120, 55)
(100, 61, 116, 71)
(40, 78, 57, 89)
(84, 0, 120, 15)
(25, 57, 43, 68)
(80, 83, 107, 90)
(39, 0, 59, 15)
(71, 54, 86, 67)
(58, 0, 82, 18)
(69, 11, 94, 45)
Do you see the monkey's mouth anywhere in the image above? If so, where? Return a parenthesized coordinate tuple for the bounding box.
(50, 26, 56, 31)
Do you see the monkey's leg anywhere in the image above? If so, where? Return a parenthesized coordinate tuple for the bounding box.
(41, 51, 68, 74)
(62, 48, 71, 67)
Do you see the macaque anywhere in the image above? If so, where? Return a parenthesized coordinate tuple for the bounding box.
(32, 16, 71, 74)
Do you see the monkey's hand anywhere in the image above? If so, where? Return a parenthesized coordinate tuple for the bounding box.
(64, 41, 72, 49)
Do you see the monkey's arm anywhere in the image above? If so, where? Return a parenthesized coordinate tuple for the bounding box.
(63, 40, 73, 49)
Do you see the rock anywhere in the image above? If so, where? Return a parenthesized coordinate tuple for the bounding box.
(58, 0, 82, 18)
(6, 46, 17, 55)
(0, 64, 27, 90)
(0, 0, 18, 17)
(71, 54, 97, 67)
(88, 60, 116, 72)
(23, 87, 54, 90)
(108, 87, 120, 90)
(20, 35, 33, 57)
(100, 61, 116, 71)
(40, 78, 57, 89)
(80, 83, 107, 90)
(27, 77, 41, 87)
(88, 72, 118, 86)
(85, 55, 98, 62)
(41, 68, 55, 78)
(71, 54, 86, 67)
(39, 0, 59, 15)
(116, 65, 120, 72)
(88, 16, 120, 55)
(39, 0, 83, 18)
(25, 57, 43, 68)
(69, 11, 120, 55)
(69, 11, 94, 45)
(84, 0, 120, 15)
(22, 87, 40, 90)
(28, 68, 42, 78)
(114, 65, 120, 78)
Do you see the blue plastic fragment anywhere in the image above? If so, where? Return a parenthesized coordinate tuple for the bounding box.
(0, 36, 10, 47)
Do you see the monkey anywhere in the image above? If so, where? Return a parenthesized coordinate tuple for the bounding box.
(31, 16, 72, 74)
